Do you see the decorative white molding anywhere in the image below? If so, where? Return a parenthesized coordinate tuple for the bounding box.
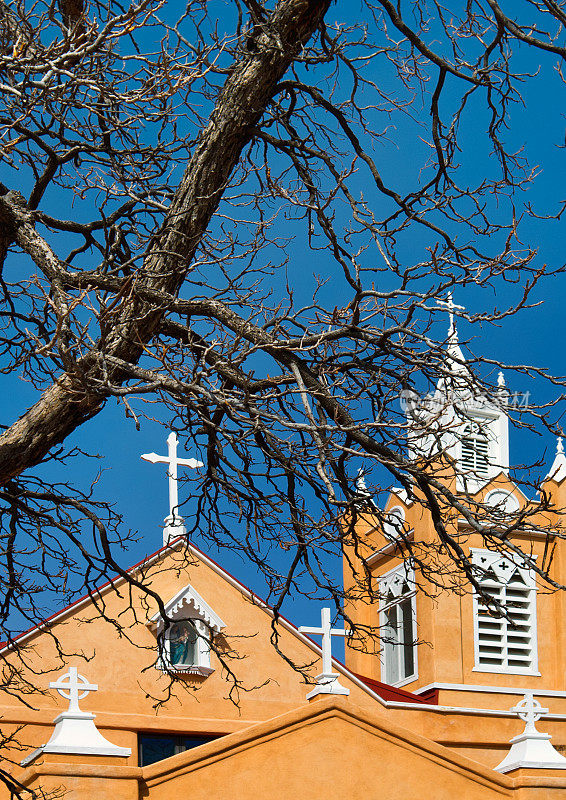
(495, 693, 566, 773)
(470, 548, 535, 585)
(149, 585, 225, 675)
(379, 560, 415, 598)
(414, 682, 566, 698)
(366, 528, 415, 568)
(168, 664, 215, 677)
(385, 700, 566, 720)
(149, 584, 225, 634)
(20, 667, 130, 767)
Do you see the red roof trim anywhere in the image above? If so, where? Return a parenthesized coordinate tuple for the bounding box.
(0, 536, 319, 656)
(352, 673, 438, 705)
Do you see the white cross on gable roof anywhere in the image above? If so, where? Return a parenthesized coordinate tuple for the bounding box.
(141, 431, 203, 526)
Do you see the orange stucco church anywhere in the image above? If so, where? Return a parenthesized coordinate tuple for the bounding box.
(4, 323, 566, 799)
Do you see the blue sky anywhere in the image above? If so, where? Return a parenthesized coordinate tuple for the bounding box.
(2, 6, 566, 641)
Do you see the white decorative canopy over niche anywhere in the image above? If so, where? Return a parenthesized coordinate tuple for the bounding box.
(148, 585, 225, 677)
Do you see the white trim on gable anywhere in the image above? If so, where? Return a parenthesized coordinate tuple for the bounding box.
(148, 584, 226, 633)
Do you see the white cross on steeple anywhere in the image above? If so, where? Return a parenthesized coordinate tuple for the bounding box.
(49, 666, 98, 714)
(436, 292, 465, 339)
(141, 432, 203, 526)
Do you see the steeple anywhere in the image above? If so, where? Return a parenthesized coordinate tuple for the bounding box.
(406, 295, 509, 486)
(436, 293, 468, 383)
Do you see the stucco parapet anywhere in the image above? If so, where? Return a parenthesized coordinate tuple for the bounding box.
(512, 770, 566, 784)
(143, 695, 514, 794)
(19, 763, 142, 784)
(0, 702, 262, 732)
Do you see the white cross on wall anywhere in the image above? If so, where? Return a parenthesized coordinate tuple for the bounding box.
(141, 432, 203, 524)
(300, 607, 347, 676)
(49, 666, 98, 714)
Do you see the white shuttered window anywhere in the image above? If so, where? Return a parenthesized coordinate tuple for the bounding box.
(472, 550, 537, 674)
(461, 422, 489, 477)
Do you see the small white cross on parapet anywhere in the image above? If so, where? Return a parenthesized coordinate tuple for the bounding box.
(49, 666, 98, 714)
(511, 693, 548, 736)
(141, 431, 203, 544)
(494, 692, 566, 773)
(299, 607, 350, 700)
(19, 666, 132, 766)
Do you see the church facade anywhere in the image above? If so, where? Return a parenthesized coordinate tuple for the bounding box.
(3, 327, 566, 798)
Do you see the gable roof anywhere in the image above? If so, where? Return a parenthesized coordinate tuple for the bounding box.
(0, 535, 428, 708)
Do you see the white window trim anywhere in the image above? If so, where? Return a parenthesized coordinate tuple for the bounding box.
(148, 585, 225, 677)
(163, 618, 214, 676)
(471, 549, 539, 676)
(378, 561, 418, 687)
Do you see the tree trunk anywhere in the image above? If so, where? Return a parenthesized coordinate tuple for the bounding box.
(0, 0, 331, 482)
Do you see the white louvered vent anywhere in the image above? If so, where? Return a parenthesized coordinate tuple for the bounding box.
(472, 551, 537, 674)
(461, 423, 489, 477)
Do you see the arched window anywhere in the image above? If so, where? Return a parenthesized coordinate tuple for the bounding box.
(382, 506, 406, 541)
(461, 422, 489, 477)
(379, 563, 417, 686)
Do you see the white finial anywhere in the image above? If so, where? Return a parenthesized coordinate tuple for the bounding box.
(299, 607, 350, 699)
(495, 692, 566, 773)
(497, 371, 506, 388)
(141, 432, 203, 543)
(545, 435, 566, 484)
(436, 292, 465, 340)
(49, 666, 98, 713)
(355, 468, 371, 498)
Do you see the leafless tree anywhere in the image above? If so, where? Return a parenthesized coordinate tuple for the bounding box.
(1, 0, 566, 786)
